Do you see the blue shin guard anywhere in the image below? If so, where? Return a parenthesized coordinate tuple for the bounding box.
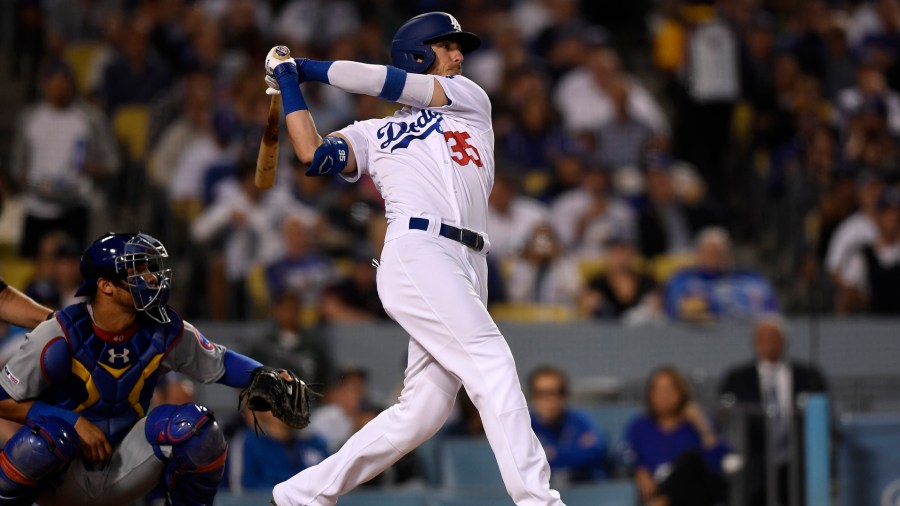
(0, 416, 80, 506)
(145, 404, 227, 506)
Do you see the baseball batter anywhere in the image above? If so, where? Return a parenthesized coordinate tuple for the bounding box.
(265, 12, 564, 506)
(0, 232, 306, 506)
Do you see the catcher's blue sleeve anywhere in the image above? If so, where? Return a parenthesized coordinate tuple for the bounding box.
(217, 350, 262, 389)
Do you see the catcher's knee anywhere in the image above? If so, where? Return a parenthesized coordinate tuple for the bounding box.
(145, 403, 226, 470)
(0, 417, 80, 500)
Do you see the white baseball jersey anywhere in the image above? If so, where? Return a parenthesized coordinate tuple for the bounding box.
(337, 75, 495, 233)
(274, 72, 564, 506)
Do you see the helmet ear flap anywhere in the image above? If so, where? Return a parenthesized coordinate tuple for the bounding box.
(391, 41, 435, 74)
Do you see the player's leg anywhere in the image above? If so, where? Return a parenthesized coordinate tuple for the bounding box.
(0, 417, 80, 506)
(377, 234, 562, 505)
(37, 416, 163, 506)
(144, 403, 228, 506)
(273, 336, 461, 506)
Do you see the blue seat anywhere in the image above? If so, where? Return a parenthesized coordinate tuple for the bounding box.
(431, 488, 514, 506)
(578, 404, 642, 449)
(338, 488, 428, 506)
(439, 437, 504, 489)
(215, 491, 274, 505)
(562, 480, 638, 506)
(415, 436, 441, 485)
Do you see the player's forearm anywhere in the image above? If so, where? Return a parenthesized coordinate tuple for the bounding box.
(0, 397, 34, 424)
(273, 63, 324, 164)
(296, 59, 437, 108)
(285, 110, 324, 164)
(0, 281, 53, 329)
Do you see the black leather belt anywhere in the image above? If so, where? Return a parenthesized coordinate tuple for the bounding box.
(408, 217, 485, 252)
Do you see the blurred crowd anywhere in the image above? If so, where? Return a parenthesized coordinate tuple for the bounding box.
(3, 0, 900, 326)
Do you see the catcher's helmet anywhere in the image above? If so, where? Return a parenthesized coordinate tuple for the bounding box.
(391, 12, 481, 74)
(75, 232, 172, 323)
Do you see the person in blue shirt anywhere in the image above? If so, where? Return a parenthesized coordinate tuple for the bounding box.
(231, 409, 329, 492)
(665, 227, 778, 322)
(528, 366, 608, 484)
(623, 366, 729, 506)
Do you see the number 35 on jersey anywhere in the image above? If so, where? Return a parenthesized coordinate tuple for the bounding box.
(443, 131, 483, 168)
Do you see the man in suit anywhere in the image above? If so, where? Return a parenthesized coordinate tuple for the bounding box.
(719, 316, 828, 506)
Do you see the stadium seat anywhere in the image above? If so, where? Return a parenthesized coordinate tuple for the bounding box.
(579, 404, 641, 448)
(578, 404, 642, 474)
(439, 437, 504, 489)
(488, 302, 575, 323)
(63, 42, 104, 95)
(415, 435, 441, 486)
(338, 488, 428, 506)
(112, 104, 151, 162)
(215, 491, 273, 505)
(648, 254, 695, 284)
(431, 488, 514, 506)
(561, 480, 638, 506)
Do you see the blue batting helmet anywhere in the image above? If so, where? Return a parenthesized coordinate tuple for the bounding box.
(75, 232, 172, 323)
(391, 12, 481, 74)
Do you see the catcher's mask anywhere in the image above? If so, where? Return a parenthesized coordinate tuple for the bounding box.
(76, 232, 173, 323)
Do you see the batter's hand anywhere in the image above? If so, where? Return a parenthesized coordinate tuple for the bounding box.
(74, 416, 112, 461)
(265, 74, 281, 95)
(265, 45, 295, 77)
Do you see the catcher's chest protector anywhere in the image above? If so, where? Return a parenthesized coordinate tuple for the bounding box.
(52, 304, 184, 446)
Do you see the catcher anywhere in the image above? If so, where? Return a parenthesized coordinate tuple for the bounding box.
(0, 232, 310, 506)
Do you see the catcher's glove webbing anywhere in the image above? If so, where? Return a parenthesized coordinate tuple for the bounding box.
(238, 366, 312, 435)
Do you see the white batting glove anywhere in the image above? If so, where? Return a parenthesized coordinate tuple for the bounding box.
(265, 75, 281, 95)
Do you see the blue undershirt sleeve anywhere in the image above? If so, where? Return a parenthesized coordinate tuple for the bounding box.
(217, 349, 263, 389)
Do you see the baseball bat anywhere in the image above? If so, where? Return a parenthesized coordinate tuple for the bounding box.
(255, 94, 280, 190)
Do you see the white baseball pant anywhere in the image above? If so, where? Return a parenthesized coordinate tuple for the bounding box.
(273, 218, 564, 505)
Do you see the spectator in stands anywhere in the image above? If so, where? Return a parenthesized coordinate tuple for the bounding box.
(99, 18, 171, 116)
(499, 94, 580, 174)
(719, 315, 828, 506)
(825, 170, 884, 280)
(487, 172, 551, 264)
(554, 44, 668, 137)
(308, 367, 370, 453)
(665, 227, 779, 322)
(838, 187, 900, 313)
(836, 61, 900, 137)
(11, 60, 119, 257)
(246, 290, 333, 387)
(580, 233, 662, 325)
(624, 366, 729, 506)
(528, 366, 607, 484)
(504, 223, 582, 305)
(265, 212, 335, 310)
(191, 160, 281, 319)
(24, 232, 78, 308)
(552, 168, 635, 257)
(594, 74, 656, 171)
(230, 409, 329, 493)
(637, 155, 713, 259)
(169, 106, 239, 222)
(147, 70, 214, 196)
(320, 252, 389, 323)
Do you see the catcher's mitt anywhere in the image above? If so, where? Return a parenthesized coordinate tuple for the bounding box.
(239, 366, 312, 434)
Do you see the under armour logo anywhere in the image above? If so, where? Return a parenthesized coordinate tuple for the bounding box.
(448, 15, 461, 32)
(108, 348, 131, 364)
